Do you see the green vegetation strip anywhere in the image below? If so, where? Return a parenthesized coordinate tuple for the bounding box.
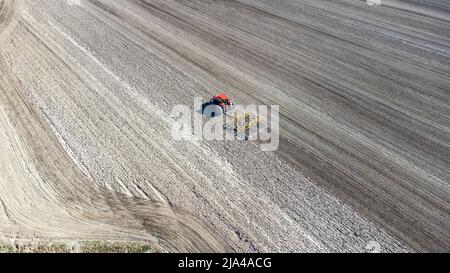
(0, 240, 152, 253)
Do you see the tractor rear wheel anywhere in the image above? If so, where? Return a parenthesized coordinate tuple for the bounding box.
(204, 104, 223, 117)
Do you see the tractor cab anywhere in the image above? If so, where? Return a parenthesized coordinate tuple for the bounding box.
(212, 93, 234, 112)
(202, 93, 234, 117)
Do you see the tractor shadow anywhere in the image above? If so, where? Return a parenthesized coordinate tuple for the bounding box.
(200, 102, 224, 118)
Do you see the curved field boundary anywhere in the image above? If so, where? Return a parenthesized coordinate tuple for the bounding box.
(0, 54, 231, 252)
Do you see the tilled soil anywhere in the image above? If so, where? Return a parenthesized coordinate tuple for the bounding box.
(0, 0, 448, 252)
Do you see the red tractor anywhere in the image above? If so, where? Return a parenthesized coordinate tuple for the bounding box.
(203, 93, 234, 117)
(212, 93, 234, 112)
